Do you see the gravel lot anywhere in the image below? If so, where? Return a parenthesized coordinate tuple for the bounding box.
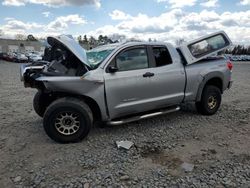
(0, 60, 250, 188)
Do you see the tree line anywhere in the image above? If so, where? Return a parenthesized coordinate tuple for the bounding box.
(225, 45, 250, 55)
(14, 34, 38, 41)
(12, 33, 250, 55)
(77, 34, 119, 46)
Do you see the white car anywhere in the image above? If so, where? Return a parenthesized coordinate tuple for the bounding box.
(27, 52, 43, 62)
(30, 54, 42, 62)
(15, 53, 28, 63)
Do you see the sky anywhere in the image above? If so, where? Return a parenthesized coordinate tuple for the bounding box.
(0, 0, 249, 44)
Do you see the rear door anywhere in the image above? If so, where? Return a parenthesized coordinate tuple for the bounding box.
(145, 45, 186, 107)
(179, 31, 232, 65)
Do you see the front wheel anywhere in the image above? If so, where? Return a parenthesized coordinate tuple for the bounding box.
(196, 85, 221, 115)
(43, 97, 93, 143)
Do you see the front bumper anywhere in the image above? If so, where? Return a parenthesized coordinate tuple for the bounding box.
(20, 64, 45, 81)
(20, 64, 27, 81)
(20, 64, 46, 88)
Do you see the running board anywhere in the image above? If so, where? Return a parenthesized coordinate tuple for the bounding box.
(107, 106, 180, 126)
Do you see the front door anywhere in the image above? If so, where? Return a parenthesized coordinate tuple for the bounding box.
(104, 46, 155, 119)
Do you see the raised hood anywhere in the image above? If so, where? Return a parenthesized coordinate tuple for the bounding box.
(47, 35, 89, 67)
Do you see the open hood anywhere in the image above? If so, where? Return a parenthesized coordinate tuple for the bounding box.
(47, 35, 89, 67)
(178, 31, 232, 65)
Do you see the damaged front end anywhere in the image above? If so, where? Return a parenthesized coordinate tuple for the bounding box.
(20, 35, 90, 89)
(20, 62, 47, 88)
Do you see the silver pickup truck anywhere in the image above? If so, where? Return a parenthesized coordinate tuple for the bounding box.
(20, 31, 233, 143)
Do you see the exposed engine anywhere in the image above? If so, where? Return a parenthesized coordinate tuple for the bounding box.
(35, 40, 88, 76)
(21, 37, 89, 88)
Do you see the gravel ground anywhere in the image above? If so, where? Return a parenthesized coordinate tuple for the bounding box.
(0, 60, 250, 188)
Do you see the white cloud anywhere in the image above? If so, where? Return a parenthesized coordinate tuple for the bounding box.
(0, 14, 87, 38)
(240, 0, 250, 5)
(156, 0, 167, 2)
(42, 11, 51, 17)
(2, 0, 101, 8)
(157, 0, 197, 8)
(2, 0, 25, 6)
(109, 10, 131, 20)
(3, 18, 43, 30)
(46, 14, 87, 31)
(116, 9, 183, 34)
(0, 18, 44, 37)
(200, 0, 219, 7)
(87, 9, 250, 44)
(0, 9, 250, 45)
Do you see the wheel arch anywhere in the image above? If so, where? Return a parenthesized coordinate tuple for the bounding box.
(44, 92, 103, 123)
(196, 74, 223, 102)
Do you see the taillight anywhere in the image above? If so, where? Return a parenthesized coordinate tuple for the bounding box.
(227, 61, 233, 71)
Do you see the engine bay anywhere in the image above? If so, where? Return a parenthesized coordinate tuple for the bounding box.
(46, 40, 88, 76)
(29, 37, 88, 77)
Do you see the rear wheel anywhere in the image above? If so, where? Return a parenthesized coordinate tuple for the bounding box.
(43, 97, 93, 143)
(196, 85, 221, 115)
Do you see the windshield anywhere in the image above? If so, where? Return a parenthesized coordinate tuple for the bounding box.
(86, 48, 115, 69)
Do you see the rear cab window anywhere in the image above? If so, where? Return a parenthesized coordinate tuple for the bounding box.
(152, 46, 172, 67)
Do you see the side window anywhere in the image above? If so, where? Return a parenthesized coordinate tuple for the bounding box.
(152, 47, 172, 67)
(116, 48, 148, 71)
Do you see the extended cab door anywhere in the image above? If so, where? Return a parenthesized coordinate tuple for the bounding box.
(179, 31, 232, 65)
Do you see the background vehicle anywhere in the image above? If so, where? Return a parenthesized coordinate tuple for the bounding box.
(20, 31, 233, 143)
(13, 53, 28, 63)
(5, 52, 17, 62)
(0, 53, 7, 60)
(26, 51, 43, 62)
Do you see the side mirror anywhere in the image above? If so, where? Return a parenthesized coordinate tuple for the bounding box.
(108, 66, 118, 73)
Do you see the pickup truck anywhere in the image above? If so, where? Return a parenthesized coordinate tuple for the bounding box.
(20, 31, 233, 143)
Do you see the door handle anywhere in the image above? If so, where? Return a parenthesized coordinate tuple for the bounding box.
(143, 72, 155, 77)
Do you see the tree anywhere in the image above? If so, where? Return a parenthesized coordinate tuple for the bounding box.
(27, 34, 37, 41)
(77, 35, 82, 43)
(15, 34, 26, 40)
(98, 35, 104, 43)
(89, 36, 97, 45)
(127, 37, 142, 42)
(83, 35, 88, 43)
(247, 46, 250, 55)
(109, 34, 126, 42)
(103, 35, 109, 43)
(97, 35, 113, 44)
(228, 45, 250, 55)
(225, 48, 230, 54)
(175, 38, 185, 46)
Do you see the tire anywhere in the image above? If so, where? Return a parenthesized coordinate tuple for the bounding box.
(43, 97, 93, 143)
(33, 91, 51, 117)
(196, 85, 221, 115)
